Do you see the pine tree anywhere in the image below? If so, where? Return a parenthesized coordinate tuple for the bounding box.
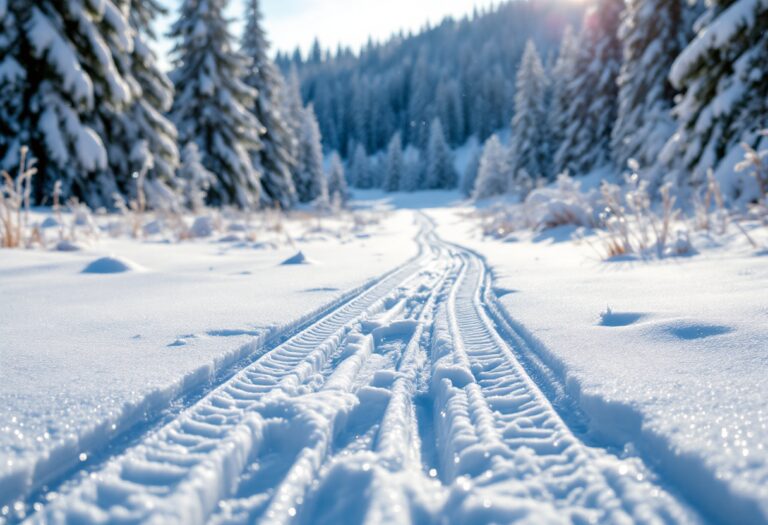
(406, 54, 434, 149)
(554, 0, 623, 176)
(326, 152, 349, 203)
(1, 0, 135, 204)
(108, 0, 180, 203)
(461, 149, 481, 197)
(350, 144, 372, 189)
(0, 0, 24, 169)
(294, 105, 327, 203)
(399, 146, 425, 192)
(425, 119, 457, 189)
(472, 134, 509, 199)
(368, 152, 385, 189)
(665, 0, 768, 199)
(284, 66, 304, 148)
(242, 0, 298, 209)
(612, 0, 692, 176)
(436, 80, 465, 146)
(178, 142, 215, 212)
(549, 26, 578, 175)
(509, 40, 550, 189)
(170, 0, 262, 208)
(384, 133, 404, 192)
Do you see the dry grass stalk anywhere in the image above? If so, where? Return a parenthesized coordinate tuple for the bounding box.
(0, 146, 38, 248)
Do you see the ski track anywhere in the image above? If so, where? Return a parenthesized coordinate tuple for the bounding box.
(13, 214, 706, 525)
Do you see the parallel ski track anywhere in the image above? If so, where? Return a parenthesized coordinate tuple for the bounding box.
(20, 215, 705, 525)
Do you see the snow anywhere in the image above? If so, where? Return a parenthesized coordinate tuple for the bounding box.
(0, 210, 419, 513)
(427, 206, 768, 524)
(1, 195, 767, 523)
(670, 0, 765, 88)
(27, 8, 94, 107)
(81, 256, 142, 274)
(280, 251, 310, 265)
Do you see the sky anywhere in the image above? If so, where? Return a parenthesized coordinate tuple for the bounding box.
(156, 0, 500, 66)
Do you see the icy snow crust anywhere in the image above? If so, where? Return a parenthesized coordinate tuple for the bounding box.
(2, 208, 707, 524)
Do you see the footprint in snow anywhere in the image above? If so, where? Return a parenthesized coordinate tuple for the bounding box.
(662, 322, 734, 340)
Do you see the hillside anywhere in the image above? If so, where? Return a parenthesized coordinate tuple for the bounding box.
(282, 1, 584, 157)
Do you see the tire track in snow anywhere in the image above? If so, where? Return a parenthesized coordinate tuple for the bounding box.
(20, 229, 452, 525)
(211, 248, 456, 524)
(430, 249, 703, 524)
(4, 218, 436, 523)
(14, 224, 438, 525)
(19, 216, 705, 524)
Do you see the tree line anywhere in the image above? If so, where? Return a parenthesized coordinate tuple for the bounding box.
(0, 0, 765, 208)
(292, 0, 768, 203)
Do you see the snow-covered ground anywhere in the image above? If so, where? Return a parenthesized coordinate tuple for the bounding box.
(1, 193, 767, 524)
(428, 205, 768, 524)
(0, 209, 419, 519)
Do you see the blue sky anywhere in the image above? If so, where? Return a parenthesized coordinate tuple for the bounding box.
(155, 0, 499, 66)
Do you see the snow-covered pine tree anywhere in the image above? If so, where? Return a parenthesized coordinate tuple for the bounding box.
(406, 54, 434, 149)
(350, 144, 373, 189)
(284, 66, 305, 154)
(509, 40, 550, 190)
(472, 134, 509, 199)
(326, 151, 349, 203)
(664, 0, 768, 200)
(242, 0, 298, 210)
(436, 80, 465, 146)
(612, 0, 692, 177)
(550, 26, 578, 164)
(170, 0, 262, 208)
(399, 146, 425, 192)
(383, 132, 404, 192)
(294, 104, 327, 203)
(461, 149, 482, 197)
(554, 0, 623, 177)
(1, 0, 134, 203)
(350, 75, 372, 153)
(0, 0, 24, 169)
(368, 152, 386, 189)
(108, 0, 180, 204)
(178, 142, 215, 212)
(425, 119, 457, 189)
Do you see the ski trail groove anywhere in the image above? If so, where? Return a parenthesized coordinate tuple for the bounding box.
(21, 216, 705, 525)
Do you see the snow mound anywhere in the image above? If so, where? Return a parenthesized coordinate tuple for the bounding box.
(41, 217, 59, 229)
(55, 240, 81, 252)
(280, 251, 311, 265)
(143, 220, 163, 236)
(599, 309, 645, 327)
(82, 256, 142, 274)
(217, 234, 243, 243)
(190, 216, 215, 238)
